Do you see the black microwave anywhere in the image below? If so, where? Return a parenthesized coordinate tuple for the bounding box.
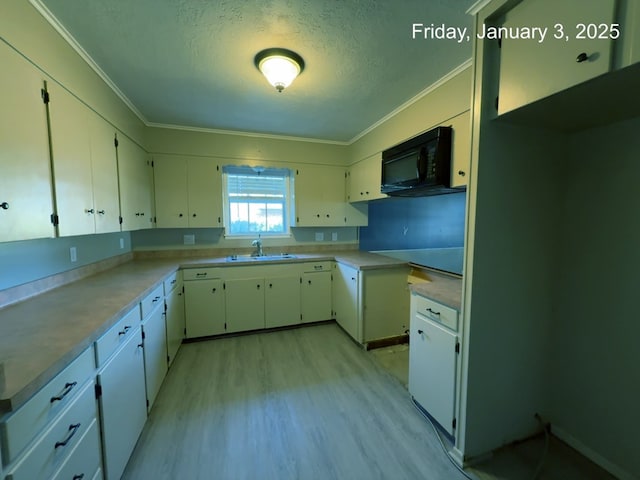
(381, 126, 453, 196)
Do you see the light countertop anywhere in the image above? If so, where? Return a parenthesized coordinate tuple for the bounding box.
(0, 251, 407, 414)
(409, 269, 463, 311)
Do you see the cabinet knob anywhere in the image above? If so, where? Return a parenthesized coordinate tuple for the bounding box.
(308, 280, 312, 285)
(140, 212, 145, 216)
(326, 214, 330, 218)
(458, 170, 466, 177)
(179, 213, 183, 217)
(417, 329, 424, 335)
(257, 284, 260, 289)
(192, 213, 197, 217)
(212, 288, 216, 293)
(135, 213, 140, 216)
(365, 191, 369, 195)
(85, 208, 94, 214)
(97, 209, 105, 215)
(0, 202, 9, 210)
(269, 283, 273, 288)
(576, 52, 589, 63)
(316, 214, 320, 217)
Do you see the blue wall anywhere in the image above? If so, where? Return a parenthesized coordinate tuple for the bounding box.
(359, 192, 466, 251)
(0, 232, 131, 291)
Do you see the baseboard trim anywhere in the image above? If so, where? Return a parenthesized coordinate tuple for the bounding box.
(551, 424, 635, 480)
(365, 334, 409, 351)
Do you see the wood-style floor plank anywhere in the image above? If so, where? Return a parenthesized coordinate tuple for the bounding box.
(122, 323, 467, 480)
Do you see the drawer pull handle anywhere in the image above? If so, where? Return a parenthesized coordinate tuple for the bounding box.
(50, 381, 77, 403)
(426, 308, 440, 316)
(314, 265, 323, 270)
(73, 475, 85, 480)
(171, 279, 177, 285)
(55, 423, 81, 449)
(196, 272, 208, 277)
(118, 325, 132, 336)
(152, 296, 161, 303)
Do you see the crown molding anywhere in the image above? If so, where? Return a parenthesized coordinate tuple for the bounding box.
(466, 0, 494, 16)
(347, 59, 473, 145)
(146, 122, 350, 146)
(29, 0, 148, 125)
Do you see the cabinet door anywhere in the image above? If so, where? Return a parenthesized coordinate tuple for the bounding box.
(265, 275, 301, 328)
(348, 154, 385, 203)
(165, 284, 185, 367)
(0, 41, 54, 242)
(141, 303, 168, 411)
(187, 157, 222, 227)
(408, 314, 457, 436)
(153, 156, 188, 228)
(301, 271, 332, 323)
(448, 111, 470, 188)
(498, 0, 615, 115)
(332, 263, 359, 341)
(225, 278, 265, 333)
(361, 268, 410, 342)
(117, 135, 152, 230)
(295, 165, 346, 226)
(47, 83, 95, 237)
(88, 110, 120, 233)
(97, 327, 147, 480)
(184, 278, 225, 338)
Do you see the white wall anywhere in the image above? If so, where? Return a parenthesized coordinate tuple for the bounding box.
(549, 115, 640, 479)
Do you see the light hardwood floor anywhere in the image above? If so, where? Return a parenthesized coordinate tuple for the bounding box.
(122, 323, 469, 480)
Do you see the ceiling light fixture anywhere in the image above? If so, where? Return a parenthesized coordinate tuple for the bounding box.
(254, 48, 305, 93)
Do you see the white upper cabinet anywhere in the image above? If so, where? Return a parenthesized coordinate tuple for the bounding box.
(497, 0, 616, 115)
(0, 41, 54, 242)
(347, 153, 386, 203)
(153, 155, 222, 228)
(117, 135, 153, 231)
(88, 111, 120, 233)
(448, 110, 471, 188)
(48, 83, 120, 236)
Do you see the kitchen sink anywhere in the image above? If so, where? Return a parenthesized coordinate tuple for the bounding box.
(226, 253, 297, 262)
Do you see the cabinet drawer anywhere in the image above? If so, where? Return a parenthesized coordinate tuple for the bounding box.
(302, 261, 333, 272)
(163, 270, 181, 294)
(51, 418, 100, 480)
(95, 306, 141, 367)
(140, 284, 164, 319)
(183, 268, 220, 281)
(6, 380, 98, 480)
(1, 347, 95, 464)
(413, 294, 458, 332)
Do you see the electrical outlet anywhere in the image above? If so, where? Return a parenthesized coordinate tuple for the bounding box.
(183, 234, 195, 245)
(315, 232, 324, 241)
(69, 246, 77, 263)
(119, 237, 125, 249)
(331, 232, 338, 241)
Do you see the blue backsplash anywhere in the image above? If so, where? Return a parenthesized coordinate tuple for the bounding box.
(359, 192, 466, 251)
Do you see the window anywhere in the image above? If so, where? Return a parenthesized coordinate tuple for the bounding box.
(223, 165, 293, 236)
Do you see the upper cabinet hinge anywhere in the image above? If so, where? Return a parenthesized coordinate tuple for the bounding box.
(119, 216, 123, 225)
(217, 165, 219, 171)
(452, 418, 457, 430)
(151, 160, 154, 167)
(50, 213, 59, 226)
(223, 282, 226, 290)
(94, 384, 102, 399)
(455, 342, 460, 354)
(40, 88, 50, 104)
(114, 137, 119, 148)
(141, 331, 146, 340)
(495, 96, 499, 111)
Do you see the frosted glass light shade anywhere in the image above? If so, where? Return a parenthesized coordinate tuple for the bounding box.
(255, 48, 305, 93)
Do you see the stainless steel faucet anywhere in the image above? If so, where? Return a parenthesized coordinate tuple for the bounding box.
(251, 236, 263, 257)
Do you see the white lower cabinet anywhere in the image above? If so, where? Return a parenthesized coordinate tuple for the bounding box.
(96, 324, 147, 480)
(332, 263, 410, 345)
(408, 293, 459, 436)
(141, 300, 168, 411)
(165, 276, 185, 367)
(225, 278, 265, 333)
(332, 263, 360, 340)
(184, 277, 225, 338)
(300, 271, 332, 323)
(265, 275, 301, 328)
(51, 418, 101, 480)
(5, 380, 98, 480)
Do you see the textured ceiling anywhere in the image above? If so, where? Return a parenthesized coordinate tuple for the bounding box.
(37, 0, 475, 143)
